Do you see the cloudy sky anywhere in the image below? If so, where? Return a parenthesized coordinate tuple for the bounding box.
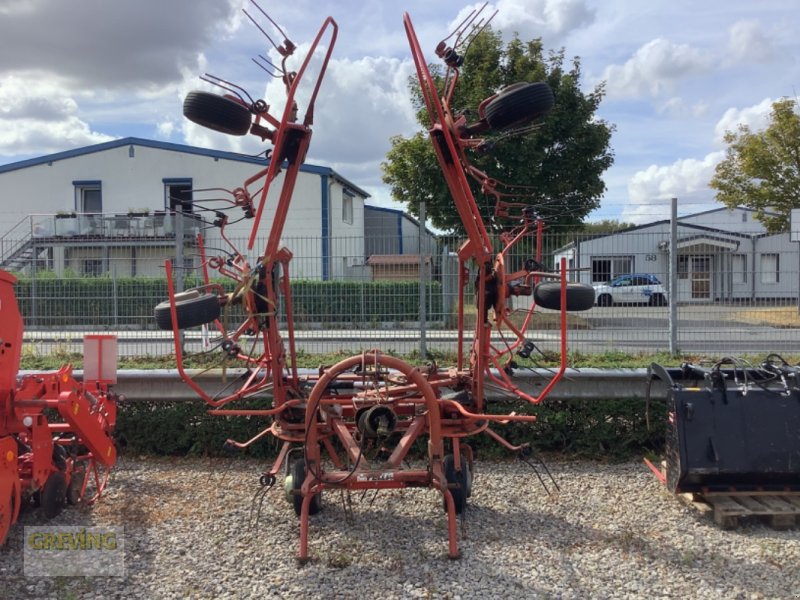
(0, 0, 797, 224)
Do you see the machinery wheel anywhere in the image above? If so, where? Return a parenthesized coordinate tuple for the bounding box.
(533, 282, 595, 311)
(649, 293, 667, 307)
(41, 471, 67, 519)
(183, 91, 252, 136)
(484, 82, 554, 131)
(596, 293, 612, 307)
(154, 291, 221, 330)
(66, 464, 86, 505)
(289, 459, 321, 517)
(0, 488, 12, 546)
(442, 453, 470, 515)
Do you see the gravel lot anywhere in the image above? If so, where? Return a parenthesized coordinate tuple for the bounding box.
(1, 456, 798, 599)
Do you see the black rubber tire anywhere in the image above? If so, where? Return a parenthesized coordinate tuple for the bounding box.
(41, 471, 66, 519)
(649, 293, 667, 307)
(442, 454, 470, 515)
(596, 294, 612, 307)
(154, 291, 221, 330)
(484, 82, 554, 131)
(183, 91, 252, 136)
(534, 282, 595, 312)
(66, 465, 85, 505)
(290, 459, 321, 517)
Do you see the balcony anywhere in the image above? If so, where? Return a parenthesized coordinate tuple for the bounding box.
(1, 212, 203, 273)
(31, 211, 201, 240)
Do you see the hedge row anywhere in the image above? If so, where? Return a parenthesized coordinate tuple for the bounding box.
(12, 277, 442, 328)
(115, 397, 667, 460)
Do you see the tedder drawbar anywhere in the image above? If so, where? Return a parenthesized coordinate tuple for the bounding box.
(0, 269, 119, 545)
(155, 3, 595, 560)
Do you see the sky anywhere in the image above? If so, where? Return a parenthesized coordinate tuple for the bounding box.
(0, 0, 797, 225)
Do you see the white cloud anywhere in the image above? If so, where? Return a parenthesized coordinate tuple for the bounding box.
(0, 74, 112, 155)
(726, 20, 774, 64)
(714, 97, 773, 143)
(0, 0, 239, 90)
(451, 0, 594, 43)
(622, 151, 724, 223)
(602, 38, 712, 99)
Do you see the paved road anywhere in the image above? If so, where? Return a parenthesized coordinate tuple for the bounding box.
(23, 310, 797, 357)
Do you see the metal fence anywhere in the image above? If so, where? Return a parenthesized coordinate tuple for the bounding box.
(6, 223, 800, 358)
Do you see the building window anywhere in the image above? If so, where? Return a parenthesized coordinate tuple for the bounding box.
(83, 259, 104, 277)
(342, 190, 354, 225)
(732, 254, 747, 284)
(678, 256, 689, 280)
(760, 253, 779, 284)
(591, 256, 632, 283)
(164, 178, 193, 213)
(73, 180, 102, 213)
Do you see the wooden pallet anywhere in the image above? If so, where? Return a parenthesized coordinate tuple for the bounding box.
(697, 492, 800, 530)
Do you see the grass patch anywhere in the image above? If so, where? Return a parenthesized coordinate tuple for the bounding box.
(728, 306, 800, 328)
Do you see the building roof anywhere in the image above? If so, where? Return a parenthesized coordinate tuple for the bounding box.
(0, 136, 370, 198)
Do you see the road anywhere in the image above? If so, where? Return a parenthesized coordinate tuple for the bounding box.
(22, 304, 798, 357)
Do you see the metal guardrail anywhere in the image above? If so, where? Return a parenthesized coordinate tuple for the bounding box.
(28, 368, 666, 402)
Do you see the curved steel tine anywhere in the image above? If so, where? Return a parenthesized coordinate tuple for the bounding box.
(439, 2, 485, 48)
(200, 74, 256, 106)
(252, 55, 283, 78)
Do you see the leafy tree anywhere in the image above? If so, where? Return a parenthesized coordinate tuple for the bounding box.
(381, 29, 614, 234)
(710, 98, 800, 233)
(581, 219, 636, 234)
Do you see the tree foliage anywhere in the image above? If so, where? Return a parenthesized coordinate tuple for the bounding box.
(710, 98, 800, 233)
(381, 29, 615, 234)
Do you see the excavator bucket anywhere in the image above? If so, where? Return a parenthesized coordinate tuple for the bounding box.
(649, 362, 800, 494)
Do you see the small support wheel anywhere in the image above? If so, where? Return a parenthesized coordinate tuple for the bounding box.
(533, 282, 596, 311)
(154, 291, 221, 330)
(443, 454, 470, 515)
(41, 471, 67, 519)
(183, 91, 252, 136)
(288, 459, 321, 517)
(67, 463, 86, 505)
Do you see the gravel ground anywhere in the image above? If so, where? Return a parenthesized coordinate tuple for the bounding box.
(1, 456, 799, 599)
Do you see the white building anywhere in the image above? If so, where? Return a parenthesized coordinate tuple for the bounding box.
(555, 207, 799, 303)
(0, 137, 369, 280)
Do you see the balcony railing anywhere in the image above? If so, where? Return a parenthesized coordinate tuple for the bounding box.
(29, 212, 201, 240)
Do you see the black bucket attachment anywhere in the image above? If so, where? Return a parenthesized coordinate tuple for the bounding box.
(648, 361, 800, 494)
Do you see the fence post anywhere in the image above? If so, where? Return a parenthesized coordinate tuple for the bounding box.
(669, 197, 678, 356)
(112, 265, 119, 328)
(419, 202, 427, 357)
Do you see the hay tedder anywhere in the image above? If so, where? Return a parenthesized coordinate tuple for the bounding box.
(0, 270, 118, 545)
(156, 3, 594, 559)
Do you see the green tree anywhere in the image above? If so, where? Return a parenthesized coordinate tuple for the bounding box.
(581, 219, 635, 234)
(381, 29, 614, 234)
(710, 98, 800, 233)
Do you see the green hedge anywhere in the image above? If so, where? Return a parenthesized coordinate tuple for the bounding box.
(115, 397, 667, 460)
(12, 276, 442, 328)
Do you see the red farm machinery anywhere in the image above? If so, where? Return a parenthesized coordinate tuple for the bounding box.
(0, 269, 119, 545)
(155, 3, 595, 560)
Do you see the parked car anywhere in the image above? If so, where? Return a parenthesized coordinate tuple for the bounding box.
(593, 273, 668, 306)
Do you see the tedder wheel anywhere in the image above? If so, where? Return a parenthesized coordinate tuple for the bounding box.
(484, 82, 554, 131)
(533, 282, 595, 312)
(442, 453, 471, 515)
(41, 471, 67, 519)
(289, 459, 321, 517)
(154, 291, 221, 330)
(0, 488, 12, 546)
(183, 91, 252, 136)
(66, 464, 86, 505)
